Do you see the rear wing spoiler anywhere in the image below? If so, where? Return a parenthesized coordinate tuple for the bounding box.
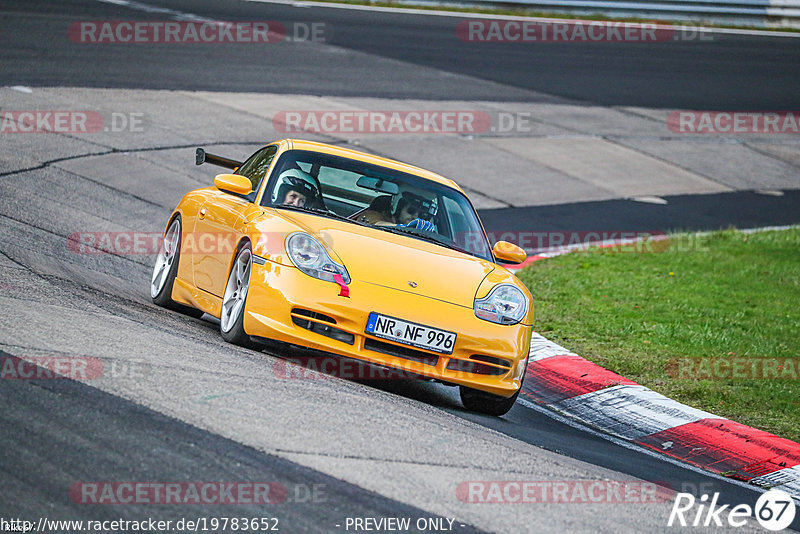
(195, 148, 243, 170)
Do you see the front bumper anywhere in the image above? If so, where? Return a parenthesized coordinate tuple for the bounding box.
(244, 259, 531, 397)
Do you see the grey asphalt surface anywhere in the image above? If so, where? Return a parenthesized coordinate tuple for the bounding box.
(3, 0, 800, 109)
(0, 352, 484, 533)
(0, 237, 777, 531)
(1, 0, 799, 532)
(478, 190, 800, 242)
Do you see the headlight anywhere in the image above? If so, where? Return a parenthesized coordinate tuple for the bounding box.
(474, 284, 528, 325)
(286, 233, 350, 284)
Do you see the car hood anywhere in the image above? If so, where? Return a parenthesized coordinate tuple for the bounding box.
(264, 209, 497, 308)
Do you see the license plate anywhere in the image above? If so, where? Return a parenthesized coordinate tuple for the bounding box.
(365, 312, 456, 355)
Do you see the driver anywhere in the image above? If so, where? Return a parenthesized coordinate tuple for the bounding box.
(394, 191, 431, 225)
(374, 189, 437, 232)
(273, 169, 319, 208)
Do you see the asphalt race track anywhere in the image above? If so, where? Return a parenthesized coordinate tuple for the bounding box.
(1, 0, 799, 532)
(4, 0, 800, 109)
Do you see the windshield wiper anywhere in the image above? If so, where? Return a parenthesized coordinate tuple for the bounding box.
(272, 204, 370, 227)
(375, 225, 472, 255)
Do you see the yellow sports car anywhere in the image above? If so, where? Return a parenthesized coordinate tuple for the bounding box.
(151, 139, 532, 415)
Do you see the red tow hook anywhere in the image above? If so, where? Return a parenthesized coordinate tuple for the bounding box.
(333, 274, 350, 298)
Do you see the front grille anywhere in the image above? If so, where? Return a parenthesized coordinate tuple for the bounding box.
(446, 355, 511, 376)
(292, 308, 337, 324)
(471, 354, 512, 369)
(363, 338, 439, 366)
(291, 309, 354, 345)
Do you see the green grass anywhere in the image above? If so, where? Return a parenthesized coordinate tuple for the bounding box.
(516, 228, 800, 443)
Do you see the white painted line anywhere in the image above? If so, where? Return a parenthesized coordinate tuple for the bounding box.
(750, 464, 800, 487)
(749, 465, 800, 504)
(516, 224, 799, 259)
(94, 0, 218, 22)
(9, 86, 33, 94)
(740, 224, 800, 233)
(755, 189, 785, 196)
(630, 195, 668, 205)
(243, 0, 800, 38)
(551, 384, 721, 440)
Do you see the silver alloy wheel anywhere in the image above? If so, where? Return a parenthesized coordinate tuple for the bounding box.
(150, 218, 180, 299)
(220, 247, 252, 333)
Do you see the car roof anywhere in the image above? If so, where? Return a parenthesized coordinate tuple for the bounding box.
(280, 138, 464, 193)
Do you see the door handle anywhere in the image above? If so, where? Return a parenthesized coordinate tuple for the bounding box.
(199, 207, 207, 219)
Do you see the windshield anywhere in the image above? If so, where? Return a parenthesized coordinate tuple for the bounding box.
(261, 149, 493, 261)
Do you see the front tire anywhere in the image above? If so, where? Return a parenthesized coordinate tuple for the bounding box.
(220, 243, 258, 349)
(460, 385, 521, 416)
(150, 216, 203, 318)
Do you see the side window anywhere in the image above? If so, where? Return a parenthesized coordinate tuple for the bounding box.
(442, 196, 468, 244)
(236, 146, 277, 200)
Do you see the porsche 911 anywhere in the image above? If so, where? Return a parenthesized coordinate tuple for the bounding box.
(151, 139, 532, 415)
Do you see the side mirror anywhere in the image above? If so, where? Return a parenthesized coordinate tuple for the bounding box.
(493, 241, 526, 264)
(214, 174, 252, 196)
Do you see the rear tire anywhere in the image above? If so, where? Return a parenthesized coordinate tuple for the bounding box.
(150, 216, 204, 318)
(459, 385, 521, 416)
(220, 242, 259, 349)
